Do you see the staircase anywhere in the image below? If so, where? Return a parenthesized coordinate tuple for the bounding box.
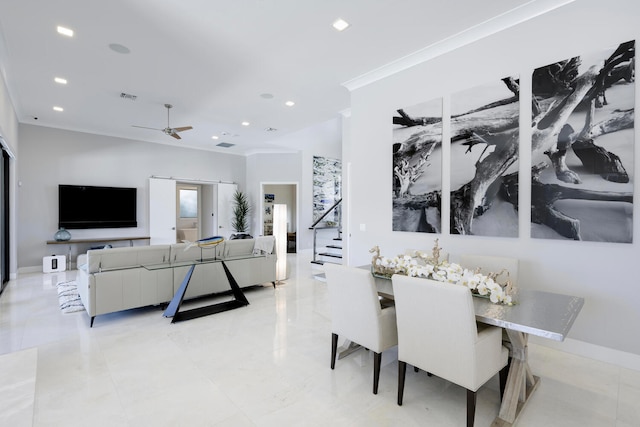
(311, 227, 342, 266)
(309, 198, 342, 266)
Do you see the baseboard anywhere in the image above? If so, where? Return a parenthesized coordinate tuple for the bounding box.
(530, 336, 640, 372)
(18, 265, 43, 274)
(18, 263, 76, 275)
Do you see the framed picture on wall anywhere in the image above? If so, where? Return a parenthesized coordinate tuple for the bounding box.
(530, 40, 634, 243)
(392, 97, 443, 233)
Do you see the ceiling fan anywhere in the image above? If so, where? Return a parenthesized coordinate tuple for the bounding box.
(132, 104, 193, 140)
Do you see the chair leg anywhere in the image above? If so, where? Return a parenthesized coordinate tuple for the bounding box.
(397, 361, 407, 405)
(373, 352, 382, 394)
(331, 333, 338, 369)
(467, 389, 477, 427)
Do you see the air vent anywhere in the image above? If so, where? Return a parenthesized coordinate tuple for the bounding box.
(120, 92, 137, 101)
(216, 142, 235, 148)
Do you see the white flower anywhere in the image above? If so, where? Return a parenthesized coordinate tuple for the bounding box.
(447, 263, 464, 275)
(432, 270, 447, 282)
(447, 272, 462, 284)
(477, 282, 488, 296)
(489, 288, 504, 303)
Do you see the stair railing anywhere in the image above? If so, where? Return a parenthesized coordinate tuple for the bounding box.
(309, 198, 342, 264)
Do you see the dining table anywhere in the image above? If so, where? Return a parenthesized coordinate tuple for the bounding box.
(367, 269, 585, 427)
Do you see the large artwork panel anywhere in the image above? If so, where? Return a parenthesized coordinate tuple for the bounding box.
(531, 40, 634, 242)
(313, 156, 342, 224)
(449, 77, 520, 237)
(392, 98, 443, 233)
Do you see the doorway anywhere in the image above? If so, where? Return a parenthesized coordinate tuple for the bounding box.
(261, 183, 298, 253)
(176, 184, 200, 242)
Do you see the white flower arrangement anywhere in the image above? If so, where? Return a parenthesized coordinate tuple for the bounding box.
(370, 240, 514, 305)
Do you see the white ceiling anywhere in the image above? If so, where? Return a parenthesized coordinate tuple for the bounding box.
(0, 0, 573, 156)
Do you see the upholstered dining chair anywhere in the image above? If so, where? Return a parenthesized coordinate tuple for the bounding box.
(392, 274, 509, 427)
(324, 263, 398, 394)
(457, 254, 519, 395)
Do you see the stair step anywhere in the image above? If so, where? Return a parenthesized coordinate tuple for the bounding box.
(326, 244, 342, 250)
(319, 252, 342, 259)
(310, 259, 342, 266)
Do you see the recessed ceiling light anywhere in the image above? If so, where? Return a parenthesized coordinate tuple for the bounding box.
(53, 106, 64, 112)
(211, 135, 219, 140)
(109, 43, 130, 54)
(57, 26, 74, 37)
(332, 18, 350, 31)
(241, 121, 250, 126)
(54, 77, 67, 85)
(285, 100, 295, 107)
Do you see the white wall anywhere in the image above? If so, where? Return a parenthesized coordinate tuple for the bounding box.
(18, 124, 246, 269)
(346, 0, 640, 356)
(246, 117, 342, 250)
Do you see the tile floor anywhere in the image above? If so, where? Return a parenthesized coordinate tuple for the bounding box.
(0, 252, 639, 426)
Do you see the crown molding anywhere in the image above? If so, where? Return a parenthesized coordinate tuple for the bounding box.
(341, 0, 576, 92)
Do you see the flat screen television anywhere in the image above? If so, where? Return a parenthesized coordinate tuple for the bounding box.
(58, 184, 137, 229)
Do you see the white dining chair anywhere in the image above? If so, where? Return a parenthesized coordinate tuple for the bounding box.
(457, 254, 519, 287)
(392, 274, 509, 427)
(324, 263, 398, 394)
(457, 254, 519, 394)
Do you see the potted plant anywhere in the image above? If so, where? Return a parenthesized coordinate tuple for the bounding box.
(230, 190, 252, 239)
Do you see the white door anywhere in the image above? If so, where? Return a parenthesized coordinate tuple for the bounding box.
(216, 183, 237, 238)
(149, 178, 177, 244)
(201, 184, 215, 238)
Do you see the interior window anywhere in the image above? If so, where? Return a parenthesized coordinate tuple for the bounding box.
(179, 189, 198, 218)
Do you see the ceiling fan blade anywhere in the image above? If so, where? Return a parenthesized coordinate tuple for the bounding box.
(170, 131, 182, 140)
(173, 126, 193, 132)
(132, 125, 162, 130)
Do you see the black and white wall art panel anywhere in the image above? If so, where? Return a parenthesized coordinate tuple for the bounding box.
(531, 40, 635, 242)
(312, 156, 342, 224)
(392, 98, 443, 233)
(449, 77, 520, 237)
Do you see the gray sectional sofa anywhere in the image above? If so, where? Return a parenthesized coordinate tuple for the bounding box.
(76, 237, 276, 327)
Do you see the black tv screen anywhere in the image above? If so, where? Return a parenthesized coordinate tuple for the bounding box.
(58, 185, 137, 229)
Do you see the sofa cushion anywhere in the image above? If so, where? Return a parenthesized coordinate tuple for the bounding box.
(170, 242, 224, 262)
(87, 245, 171, 273)
(223, 239, 255, 258)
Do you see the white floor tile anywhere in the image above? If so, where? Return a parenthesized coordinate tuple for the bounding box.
(0, 252, 638, 426)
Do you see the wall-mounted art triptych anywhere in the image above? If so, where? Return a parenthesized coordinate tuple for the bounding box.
(390, 39, 635, 243)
